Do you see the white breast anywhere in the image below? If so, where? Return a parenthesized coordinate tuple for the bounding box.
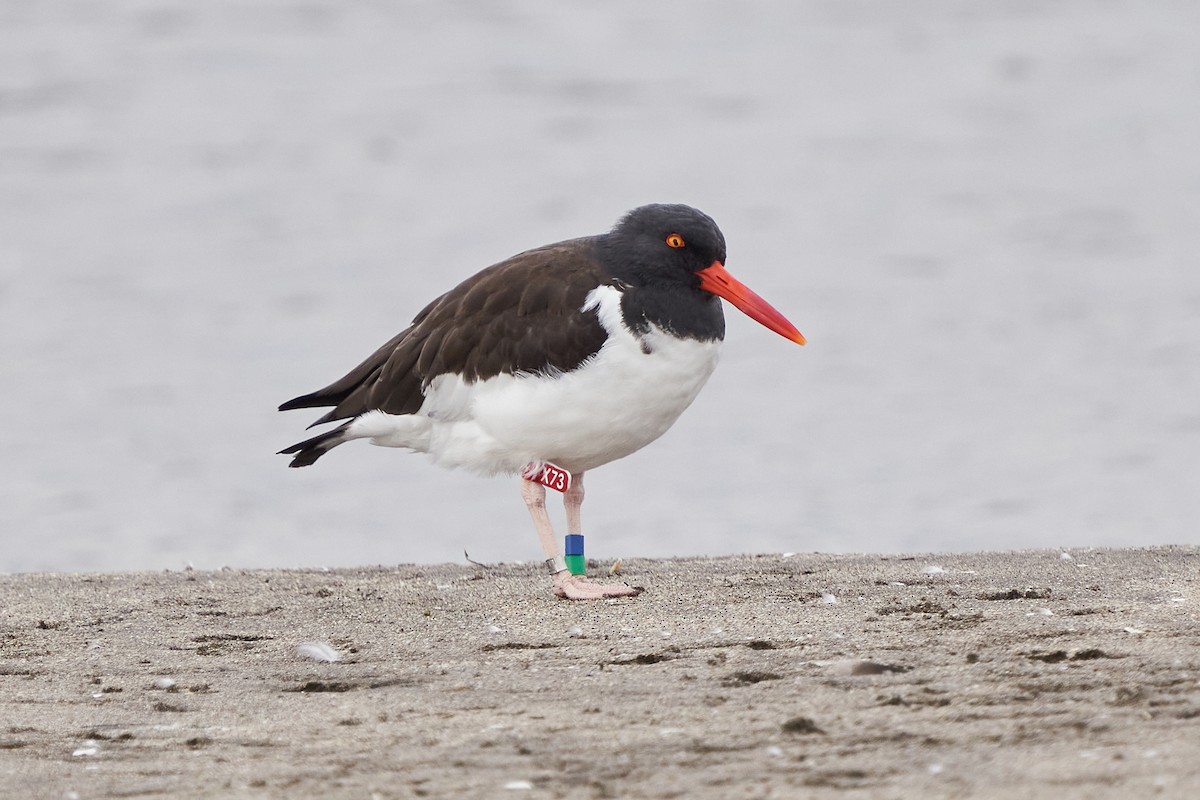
(348, 285, 722, 476)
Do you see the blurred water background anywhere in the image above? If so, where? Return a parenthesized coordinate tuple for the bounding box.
(2, 1, 1198, 573)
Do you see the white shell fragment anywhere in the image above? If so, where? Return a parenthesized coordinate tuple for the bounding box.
(72, 741, 99, 757)
(295, 642, 342, 663)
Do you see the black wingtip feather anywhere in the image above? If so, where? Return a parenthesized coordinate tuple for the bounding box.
(278, 393, 325, 412)
(278, 424, 351, 467)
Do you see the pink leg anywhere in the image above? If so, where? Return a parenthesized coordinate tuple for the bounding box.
(563, 471, 584, 537)
(519, 478, 560, 568)
(559, 473, 638, 597)
(519, 471, 638, 600)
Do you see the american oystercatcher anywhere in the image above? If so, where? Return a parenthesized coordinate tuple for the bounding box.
(279, 204, 804, 599)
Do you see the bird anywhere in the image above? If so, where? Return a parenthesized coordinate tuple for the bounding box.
(278, 204, 804, 599)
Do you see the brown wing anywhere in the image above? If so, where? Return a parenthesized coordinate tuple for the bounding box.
(278, 238, 612, 427)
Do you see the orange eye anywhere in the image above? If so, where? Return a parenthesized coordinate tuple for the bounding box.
(666, 233, 685, 248)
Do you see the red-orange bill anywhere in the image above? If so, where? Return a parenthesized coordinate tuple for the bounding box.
(697, 262, 806, 345)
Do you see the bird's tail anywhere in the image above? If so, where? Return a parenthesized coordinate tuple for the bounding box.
(278, 422, 354, 468)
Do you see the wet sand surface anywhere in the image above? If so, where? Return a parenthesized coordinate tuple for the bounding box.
(2, 547, 1198, 798)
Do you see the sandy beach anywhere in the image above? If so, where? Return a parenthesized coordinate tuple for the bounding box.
(2, 547, 1197, 798)
(4, 5, 1198, 797)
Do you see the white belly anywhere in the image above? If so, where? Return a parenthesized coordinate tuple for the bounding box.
(348, 286, 721, 475)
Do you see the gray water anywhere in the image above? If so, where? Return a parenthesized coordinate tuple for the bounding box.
(3, 1, 1198, 574)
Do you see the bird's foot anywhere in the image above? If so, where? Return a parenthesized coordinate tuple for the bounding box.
(552, 572, 640, 600)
